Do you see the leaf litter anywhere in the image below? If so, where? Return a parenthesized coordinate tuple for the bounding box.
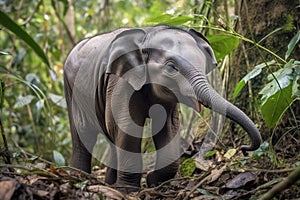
(0, 134, 299, 199)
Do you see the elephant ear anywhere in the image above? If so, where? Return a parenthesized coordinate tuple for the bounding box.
(188, 29, 217, 74)
(106, 29, 146, 91)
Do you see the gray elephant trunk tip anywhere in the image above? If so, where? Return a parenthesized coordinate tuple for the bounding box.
(195, 85, 262, 153)
(240, 129, 262, 154)
(226, 105, 262, 153)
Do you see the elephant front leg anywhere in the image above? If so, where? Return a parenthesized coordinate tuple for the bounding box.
(147, 104, 180, 186)
(104, 74, 147, 192)
(115, 131, 142, 192)
(105, 143, 117, 185)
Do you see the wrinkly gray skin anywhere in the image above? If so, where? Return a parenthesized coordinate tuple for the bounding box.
(64, 26, 262, 192)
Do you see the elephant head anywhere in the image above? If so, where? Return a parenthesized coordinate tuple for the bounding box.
(107, 26, 262, 152)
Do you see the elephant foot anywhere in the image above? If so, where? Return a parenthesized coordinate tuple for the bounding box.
(146, 169, 177, 187)
(112, 172, 142, 193)
(112, 183, 140, 194)
(71, 154, 92, 173)
(146, 161, 179, 187)
(105, 167, 117, 185)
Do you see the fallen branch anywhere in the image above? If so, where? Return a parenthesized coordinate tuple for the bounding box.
(258, 166, 300, 200)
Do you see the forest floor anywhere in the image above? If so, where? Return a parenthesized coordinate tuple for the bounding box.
(1, 130, 299, 200)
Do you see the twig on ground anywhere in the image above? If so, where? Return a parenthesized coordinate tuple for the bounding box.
(183, 171, 211, 200)
(136, 176, 190, 198)
(0, 163, 58, 178)
(230, 167, 296, 173)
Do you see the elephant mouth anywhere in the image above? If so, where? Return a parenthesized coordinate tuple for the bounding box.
(192, 99, 202, 112)
(179, 96, 202, 112)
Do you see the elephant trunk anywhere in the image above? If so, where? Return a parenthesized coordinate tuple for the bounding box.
(193, 77, 262, 152)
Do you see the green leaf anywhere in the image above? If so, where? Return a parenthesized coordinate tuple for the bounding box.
(25, 73, 40, 85)
(164, 16, 193, 26)
(205, 150, 217, 157)
(259, 60, 300, 128)
(206, 34, 240, 61)
(260, 84, 293, 128)
(75, 180, 88, 190)
(259, 61, 294, 105)
(146, 14, 193, 26)
(233, 60, 276, 98)
(252, 141, 269, 160)
(146, 14, 172, 23)
(0, 51, 9, 56)
(292, 62, 300, 97)
(14, 95, 35, 108)
(233, 80, 246, 99)
(292, 78, 300, 97)
(285, 31, 300, 60)
(49, 93, 67, 108)
(28, 155, 39, 161)
(53, 150, 65, 166)
(197, 188, 211, 195)
(0, 10, 50, 67)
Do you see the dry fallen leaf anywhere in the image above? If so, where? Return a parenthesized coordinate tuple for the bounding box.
(28, 174, 47, 185)
(225, 172, 257, 189)
(194, 157, 213, 171)
(35, 189, 49, 197)
(0, 178, 18, 200)
(224, 148, 237, 160)
(207, 164, 227, 184)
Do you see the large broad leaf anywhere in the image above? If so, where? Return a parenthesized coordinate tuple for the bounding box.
(259, 60, 295, 104)
(206, 34, 240, 61)
(146, 14, 193, 26)
(285, 31, 300, 60)
(259, 60, 300, 128)
(291, 61, 300, 98)
(233, 60, 276, 98)
(0, 10, 50, 67)
(260, 84, 294, 128)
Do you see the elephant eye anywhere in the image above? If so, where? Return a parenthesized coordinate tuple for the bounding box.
(164, 62, 178, 75)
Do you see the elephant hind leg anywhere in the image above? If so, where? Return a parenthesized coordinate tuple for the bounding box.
(64, 74, 95, 173)
(70, 127, 93, 173)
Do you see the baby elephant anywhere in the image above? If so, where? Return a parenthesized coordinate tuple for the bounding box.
(64, 25, 262, 192)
